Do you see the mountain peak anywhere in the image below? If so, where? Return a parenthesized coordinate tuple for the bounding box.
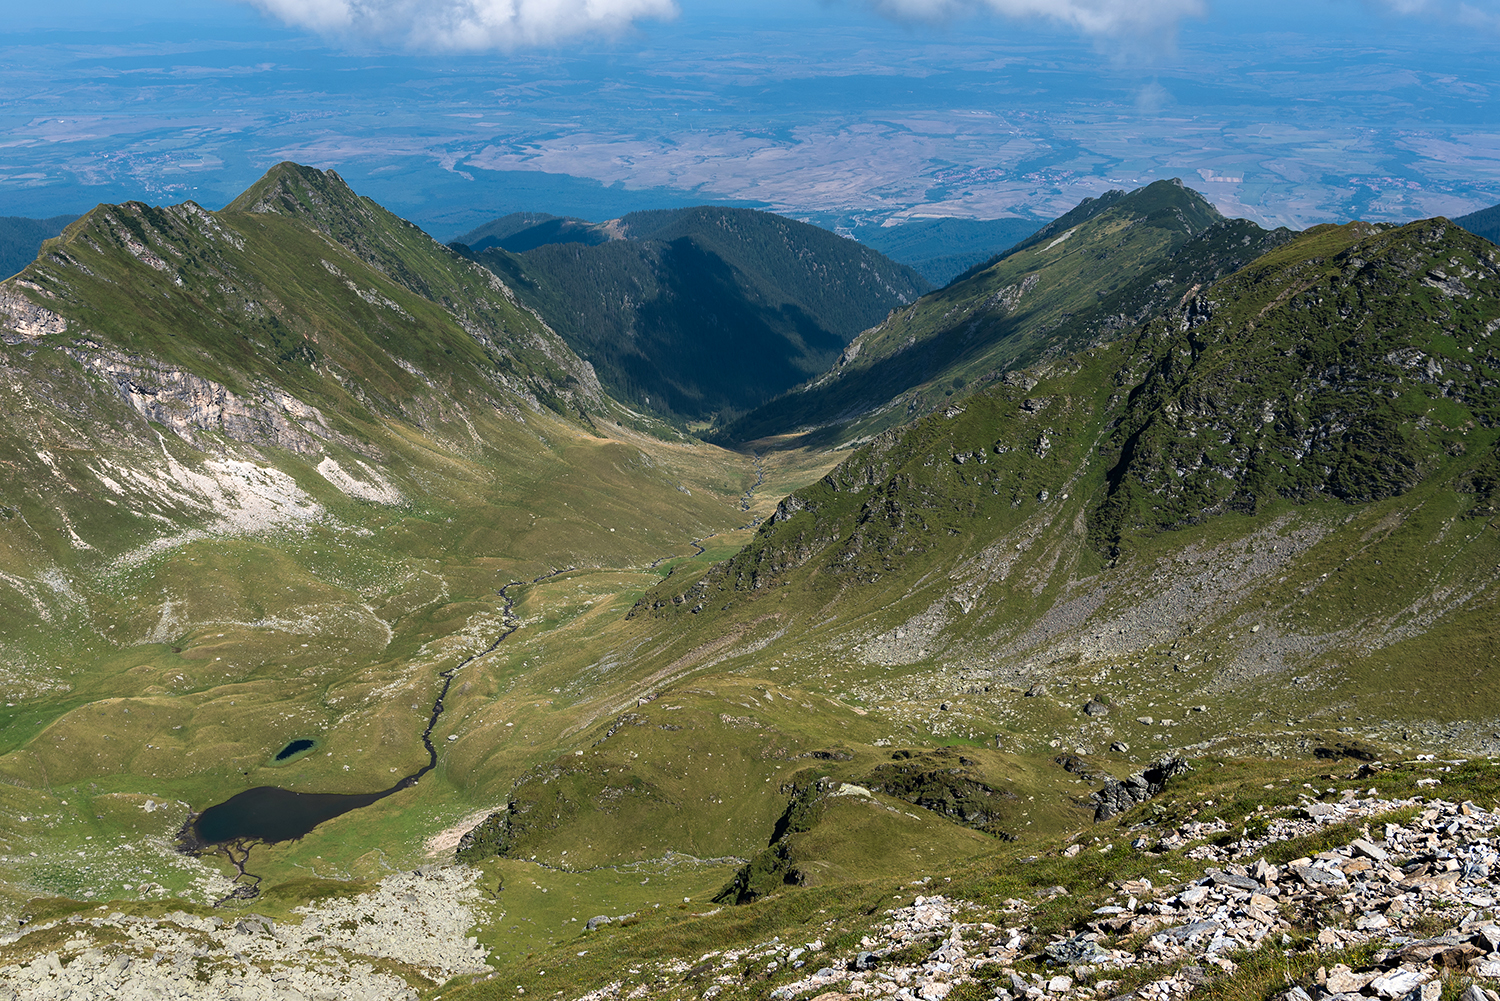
(225, 162, 374, 233)
(951, 179, 1220, 285)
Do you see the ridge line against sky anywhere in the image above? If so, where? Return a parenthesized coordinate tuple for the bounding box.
(2, 0, 1499, 237)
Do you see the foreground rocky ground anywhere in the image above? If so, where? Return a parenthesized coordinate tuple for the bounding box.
(573, 789, 1500, 1001)
(5, 767, 1500, 1001)
(0, 866, 487, 1000)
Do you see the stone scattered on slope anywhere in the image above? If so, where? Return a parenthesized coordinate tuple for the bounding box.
(574, 793, 1500, 1001)
(0, 866, 488, 1001)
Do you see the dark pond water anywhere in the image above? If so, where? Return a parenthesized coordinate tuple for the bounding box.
(192, 784, 404, 844)
(185, 578, 530, 851)
(274, 739, 316, 761)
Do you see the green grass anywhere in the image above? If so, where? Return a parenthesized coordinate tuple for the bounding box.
(722, 180, 1290, 448)
(5, 165, 1500, 1000)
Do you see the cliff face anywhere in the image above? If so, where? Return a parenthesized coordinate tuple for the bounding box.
(65, 345, 339, 455)
(0, 286, 68, 342)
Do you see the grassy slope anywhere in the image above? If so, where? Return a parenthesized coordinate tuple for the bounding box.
(719, 180, 1293, 449)
(0, 165, 847, 928)
(5, 171, 1500, 1001)
(343, 214, 1498, 974)
(263, 216, 1496, 977)
(626, 215, 1500, 782)
(437, 752, 1495, 1001)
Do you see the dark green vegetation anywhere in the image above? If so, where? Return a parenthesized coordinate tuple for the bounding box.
(1456, 201, 1500, 247)
(456, 213, 611, 254)
(0, 214, 77, 279)
(455, 212, 565, 251)
(459, 206, 929, 420)
(853, 215, 1043, 286)
(719, 180, 1295, 447)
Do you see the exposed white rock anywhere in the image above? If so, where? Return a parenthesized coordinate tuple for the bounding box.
(0, 865, 489, 1001)
(316, 456, 403, 504)
(0, 286, 68, 341)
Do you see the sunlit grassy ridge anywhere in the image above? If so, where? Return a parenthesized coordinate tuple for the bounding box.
(720, 180, 1294, 447)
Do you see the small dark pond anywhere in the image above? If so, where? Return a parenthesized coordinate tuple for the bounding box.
(183, 577, 528, 883)
(274, 739, 316, 761)
(192, 783, 406, 844)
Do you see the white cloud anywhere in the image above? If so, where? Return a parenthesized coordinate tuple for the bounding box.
(863, 0, 1204, 40)
(247, 0, 678, 50)
(1362, 0, 1500, 30)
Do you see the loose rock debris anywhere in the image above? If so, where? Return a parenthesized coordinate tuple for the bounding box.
(8, 794, 1500, 1001)
(0, 866, 488, 1000)
(572, 795, 1500, 1001)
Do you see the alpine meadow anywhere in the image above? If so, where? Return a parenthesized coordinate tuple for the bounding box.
(2, 38, 1500, 999)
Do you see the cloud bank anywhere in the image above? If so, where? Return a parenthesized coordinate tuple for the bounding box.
(1370, 0, 1500, 31)
(247, 0, 678, 50)
(865, 0, 1205, 40)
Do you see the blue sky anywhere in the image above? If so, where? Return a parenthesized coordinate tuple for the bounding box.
(3, 0, 1498, 233)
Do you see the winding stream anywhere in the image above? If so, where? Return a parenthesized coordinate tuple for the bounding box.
(180, 578, 527, 902)
(739, 452, 764, 511)
(179, 451, 769, 903)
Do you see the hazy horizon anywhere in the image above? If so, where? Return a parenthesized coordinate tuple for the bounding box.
(4, 0, 1499, 237)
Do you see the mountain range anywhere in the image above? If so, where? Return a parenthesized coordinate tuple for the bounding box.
(0, 164, 1497, 1001)
(454, 206, 929, 421)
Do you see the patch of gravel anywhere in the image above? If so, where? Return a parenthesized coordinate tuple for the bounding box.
(0, 864, 489, 1000)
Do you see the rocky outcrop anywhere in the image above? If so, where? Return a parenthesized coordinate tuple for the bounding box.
(68, 345, 338, 455)
(635, 794, 1500, 1001)
(865, 749, 1017, 833)
(1092, 755, 1191, 822)
(0, 286, 68, 343)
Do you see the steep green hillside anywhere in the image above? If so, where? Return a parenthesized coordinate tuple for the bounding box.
(1456, 201, 1500, 246)
(629, 216, 1500, 768)
(0, 163, 844, 931)
(409, 216, 1500, 937)
(720, 180, 1294, 447)
(463, 206, 929, 421)
(0, 214, 77, 280)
